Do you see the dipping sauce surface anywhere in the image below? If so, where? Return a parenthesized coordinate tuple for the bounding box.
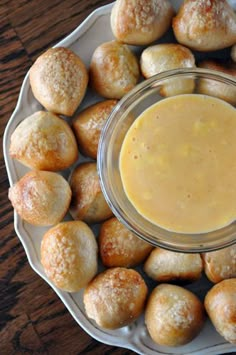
(120, 94, 236, 234)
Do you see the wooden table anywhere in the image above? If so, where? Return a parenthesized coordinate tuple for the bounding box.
(0, 1, 135, 353)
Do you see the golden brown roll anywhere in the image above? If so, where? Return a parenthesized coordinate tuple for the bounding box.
(90, 41, 139, 99)
(84, 267, 147, 329)
(198, 60, 236, 105)
(202, 245, 236, 283)
(140, 43, 195, 96)
(8, 170, 71, 226)
(205, 279, 236, 344)
(110, 0, 174, 45)
(144, 248, 203, 283)
(72, 100, 118, 159)
(145, 284, 205, 346)
(231, 45, 236, 62)
(141, 44, 195, 78)
(41, 221, 98, 292)
(173, 0, 236, 52)
(9, 111, 78, 171)
(30, 47, 88, 116)
(69, 162, 112, 224)
(99, 217, 153, 267)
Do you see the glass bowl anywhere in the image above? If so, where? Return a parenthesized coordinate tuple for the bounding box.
(98, 68, 236, 252)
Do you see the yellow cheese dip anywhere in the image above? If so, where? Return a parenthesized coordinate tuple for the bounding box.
(119, 94, 236, 234)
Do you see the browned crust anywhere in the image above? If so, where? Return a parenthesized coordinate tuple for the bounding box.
(198, 60, 236, 104)
(72, 100, 118, 159)
(145, 284, 205, 346)
(10, 111, 78, 171)
(84, 267, 147, 329)
(69, 162, 112, 224)
(89, 41, 139, 99)
(202, 245, 236, 283)
(173, 0, 236, 51)
(144, 248, 203, 282)
(140, 43, 195, 79)
(111, 0, 174, 45)
(41, 221, 98, 292)
(8, 170, 71, 226)
(204, 279, 236, 344)
(30, 47, 88, 116)
(99, 217, 153, 267)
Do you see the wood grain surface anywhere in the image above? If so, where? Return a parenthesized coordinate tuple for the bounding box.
(0, 1, 135, 353)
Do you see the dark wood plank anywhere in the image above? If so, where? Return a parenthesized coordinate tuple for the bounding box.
(7, 0, 113, 61)
(0, 17, 32, 128)
(0, 1, 135, 354)
(0, 313, 46, 355)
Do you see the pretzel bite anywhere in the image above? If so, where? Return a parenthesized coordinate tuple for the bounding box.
(10, 111, 78, 171)
(72, 100, 117, 159)
(145, 284, 205, 346)
(99, 217, 153, 267)
(205, 279, 236, 344)
(41, 221, 98, 292)
(202, 244, 236, 283)
(30, 47, 88, 116)
(140, 43, 195, 96)
(111, 0, 174, 45)
(69, 162, 113, 224)
(8, 170, 71, 226)
(144, 248, 203, 282)
(90, 41, 139, 99)
(173, 0, 236, 51)
(198, 60, 236, 105)
(84, 267, 147, 329)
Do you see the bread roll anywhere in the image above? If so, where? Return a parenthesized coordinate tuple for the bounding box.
(10, 111, 78, 171)
(205, 279, 236, 344)
(140, 43, 195, 96)
(110, 0, 174, 45)
(30, 47, 88, 116)
(69, 162, 112, 224)
(144, 248, 203, 282)
(72, 100, 118, 159)
(90, 41, 139, 99)
(173, 0, 236, 51)
(99, 217, 153, 267)
(8, 170, 71, 226)
(141, 44, 195, 78)
(198, 60, 236, 105)
(84, 267, 147, 329)
(202, 245, 236, 283)
(231, 45, 236, 62)
(145, 284, 205, 346)
(41, 221, 98, 292)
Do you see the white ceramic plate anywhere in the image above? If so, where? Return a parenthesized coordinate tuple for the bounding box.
(3, 1, 236, 354)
